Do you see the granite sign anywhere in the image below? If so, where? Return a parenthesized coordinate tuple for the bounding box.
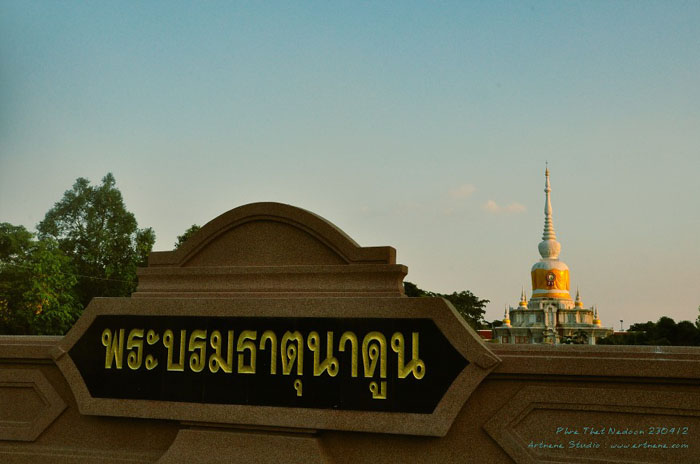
(1, 202, 699, 463)
(53, 295, 495, 436)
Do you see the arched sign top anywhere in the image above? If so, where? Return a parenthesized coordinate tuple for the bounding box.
(137, 203, 406, 298)
(148, 202, 396, 267)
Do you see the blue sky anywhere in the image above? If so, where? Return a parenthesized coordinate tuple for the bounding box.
(1, 1, 699, 328)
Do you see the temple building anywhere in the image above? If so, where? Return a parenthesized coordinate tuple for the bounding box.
(494, 168, 613, 345)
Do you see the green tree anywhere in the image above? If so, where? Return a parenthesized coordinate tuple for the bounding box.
(403, 281, 428, 297)
(598, 316, 700, 346)
(0, 223, 34, 331)
(0, 224, 81, 335)
(675, 320, 699, 346)
(0, 223, 33, 259)
(438, 290, 489, 329)
(175, 224, 201, 249)
(403, 281, 489, 329)
(37, 173, 155, 307)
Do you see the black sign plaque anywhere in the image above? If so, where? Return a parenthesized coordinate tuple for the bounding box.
(55, 297, 498, 436)
(70, 315, 467, 413)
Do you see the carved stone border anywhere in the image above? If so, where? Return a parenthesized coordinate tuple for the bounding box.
(0, 369, 66, 441)
(484, 386, 700, 464)
(53, 296, 500, 437)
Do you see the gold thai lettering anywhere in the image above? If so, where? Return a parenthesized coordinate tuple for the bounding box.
(208, 330, 234, 373)
(307, 331, 339, 377)
(294, 378, 303, 397)
(126, 328, 144, 370)
(102, 326, 429, 387)
(101, 328, 124, 369)
(145, 354, 158, 370)
(362, 332, 387, 379)
(339, 331, 359, 377)
(163, 329, 186, 371)
(281, 331, 304, 375)
(187, 329, 207, 373)
(145, 330, 159, 369)
(259, 330, 278, 374)
(146, 329, 159, 345)
(369, 381, 387, 399)
(390, 332, 425, 379)
(237, 330, 257, 374)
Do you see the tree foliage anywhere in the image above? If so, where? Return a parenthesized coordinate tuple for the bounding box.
(37, 173, 155, 308)
(403, 281, 428, 297)
(598, 316, 700, 346)
(0, 224, 81, 335)
(175, 224, 201, 249)
(403, 281, 489, 329)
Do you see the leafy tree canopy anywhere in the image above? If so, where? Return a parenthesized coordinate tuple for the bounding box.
(37, 173, 155, 307)
(403, 281, 489, 329)
(175, 224, 201, 249)
(0, 223, 33, 259)
(403, 281, 428, 297)
(0, 224, 81, 335)
(598, 316, 700, 346)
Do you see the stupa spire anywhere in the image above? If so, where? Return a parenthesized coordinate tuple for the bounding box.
(593, 305, 601, 326)
(538, 165, 561, 260)
(543, 164, 555, 240)
(575, 287, 583, 307)
(519, 287, 528, 308)
(502, 305, 511, 326)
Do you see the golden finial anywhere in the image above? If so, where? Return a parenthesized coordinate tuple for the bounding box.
(593, 305, 601, 326)
(575, 287, 583, 307)
(519, 287, 528, 307)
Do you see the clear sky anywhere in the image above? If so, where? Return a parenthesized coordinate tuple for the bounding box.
(1, 1, 699, 329)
